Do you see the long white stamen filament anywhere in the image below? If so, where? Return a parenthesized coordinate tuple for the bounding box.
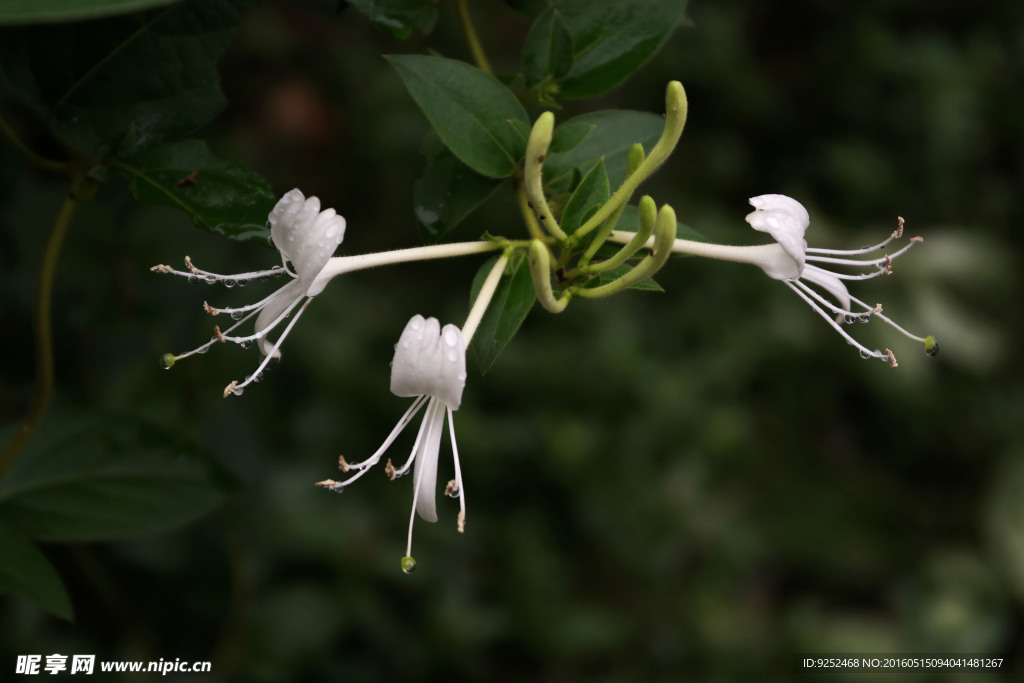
(805, 230, 901, 256)
(792, 279, 871, 320)
(207, 286, 293, 316)
(805, 238, 918, 268)
(227, 298, 312, 394)
(447, 407, 465, 533)
(393, 400, 434, 478)
(332, 396, 430, 487)
(173, 305, 262, 360)
(153, 261, 288, 283)
(784, 280, 886, 361)
(221, 291, 304, 344)
(462, 253, 509, 347)
(846, 290, 929, 343)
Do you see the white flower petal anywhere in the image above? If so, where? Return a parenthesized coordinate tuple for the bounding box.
(412, 399, 445, 523)
(745, 194, 809, 272)
(267, 188, 346, 292)
(801, 263, 852, 314)
(390, 315, 467, 410)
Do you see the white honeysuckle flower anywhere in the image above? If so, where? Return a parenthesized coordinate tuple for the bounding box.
(316, 314, 468, 573)
(608, 193, 939, 366)
(741, 193, 937, 366)
(152, 189, 346, 396)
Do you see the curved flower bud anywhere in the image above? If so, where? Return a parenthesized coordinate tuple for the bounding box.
(151, 188, 346, 395)
(316, 314, 469, 570)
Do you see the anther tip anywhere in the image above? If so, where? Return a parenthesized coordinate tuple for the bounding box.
(924, 335, 940, 357)
(400, 556, 417, 574)
(222, 380, 237, 398)
(159, 353, 176, 370)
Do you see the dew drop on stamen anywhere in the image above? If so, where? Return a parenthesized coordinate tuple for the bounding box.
(844, 315, 856, 325)
(253, 372, 264, 383)
(188, 275, 201, 285)
(858, 316, 870, 323)
(239, 340, 252, 350)
(231, 311, 245, 321)
(237, 279, 248, 288)
(159, 353, 176, 370)
(859, 349, 873, 359)
(231, 386, 244, 396)
(224, 280, 236, 288)
(400, 556, 416, 574)
(205, 275, 217, 284)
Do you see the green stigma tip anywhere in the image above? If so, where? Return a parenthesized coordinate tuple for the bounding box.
(400, 556, 417, 574)
(924, 335, 939, 357)
(160, 353, 176, 370)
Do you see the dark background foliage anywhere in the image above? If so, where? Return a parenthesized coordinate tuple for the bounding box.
(1, 0, 1021, 680)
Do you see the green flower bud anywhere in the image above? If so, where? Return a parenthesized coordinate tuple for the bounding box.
(160, 353, 176, 370)
(924, 335, 940, 357)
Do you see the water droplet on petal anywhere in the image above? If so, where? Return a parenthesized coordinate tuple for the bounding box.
(447, 350, 457, 361)
(458, 371, 467, 381)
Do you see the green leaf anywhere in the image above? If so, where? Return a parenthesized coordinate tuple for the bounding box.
(346, 0, 436, 40)
(537, 0, 689, 100)
(0, 0, 255, 158)
(388, 54, 530, 178)
(414, 133, 504, 244)
(0, 524, 72, 620)
(549, 122, 594, 154)
(615, 204, 704, 241)
(0, 0, 178, 25)
(112, 139, 276, 242)
(469, 253, 536, 372)
(0, 415, 234, 541)
(560, 158, 608, 236)
(522, 8, 574, 87)
(543, 110, 665, 193)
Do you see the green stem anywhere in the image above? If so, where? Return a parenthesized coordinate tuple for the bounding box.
(0, 112, 71, 174)
(455, 0, 494, 77)
(0, 175, 84, 480)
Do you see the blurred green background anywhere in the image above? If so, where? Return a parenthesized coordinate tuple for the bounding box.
(2, 0, 1022, 680)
